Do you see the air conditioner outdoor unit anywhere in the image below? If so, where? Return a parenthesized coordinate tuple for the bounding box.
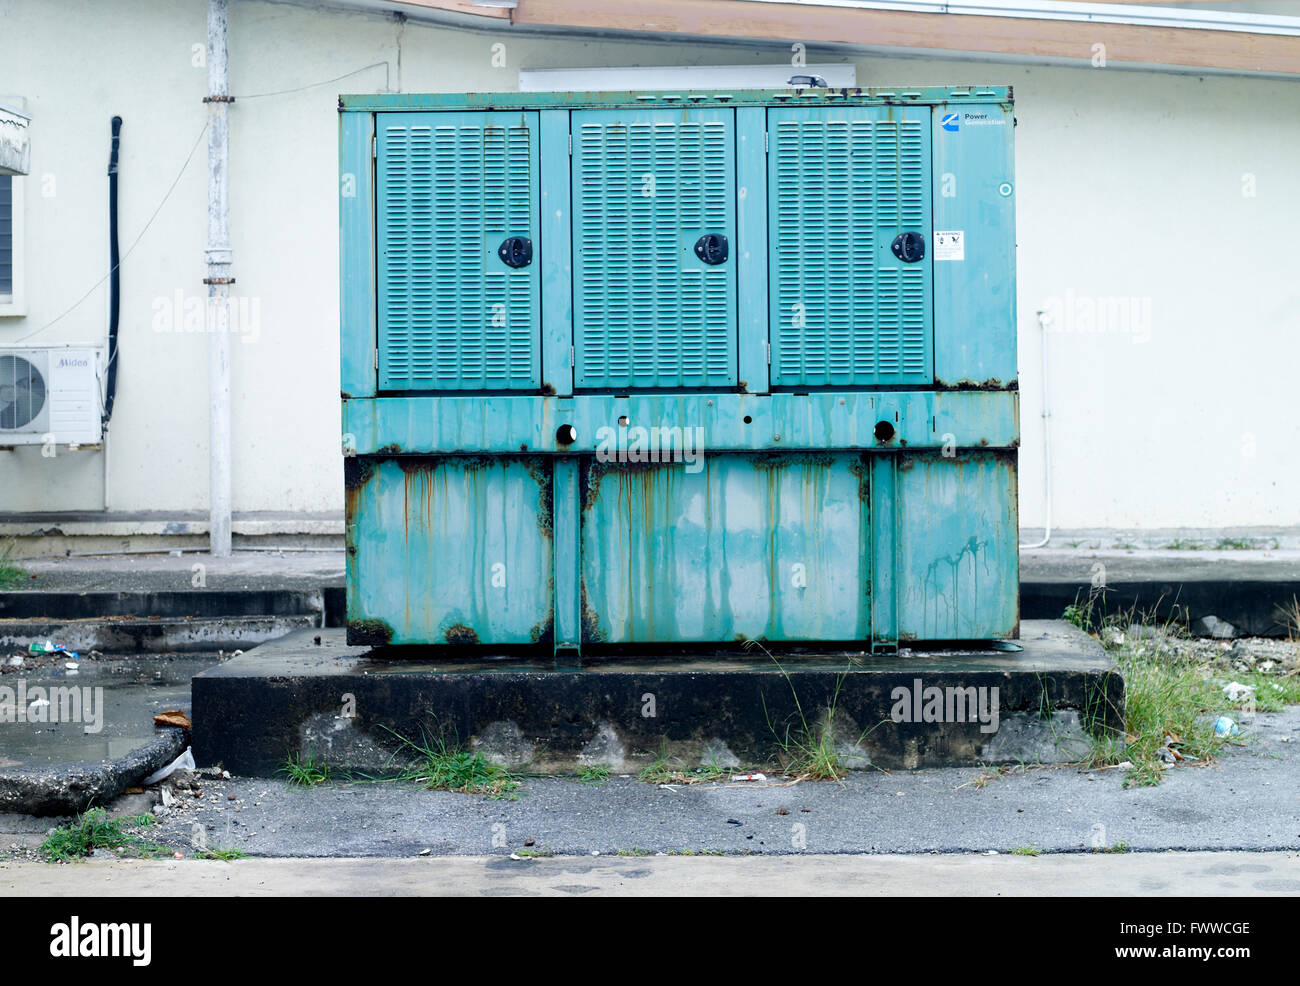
(0, 346, 103, 446)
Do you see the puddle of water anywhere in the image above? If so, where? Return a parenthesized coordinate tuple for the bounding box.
(0, 657, 221, 767)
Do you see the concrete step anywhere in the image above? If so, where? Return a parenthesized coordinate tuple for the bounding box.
(1020, 548, 1300, 636)
(0, 588, 332, 621)
(0, 614, 321, 655)
(193, 621, 1122, 774)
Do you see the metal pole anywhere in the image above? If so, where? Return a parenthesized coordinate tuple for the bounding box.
(205, 0, 232, 557)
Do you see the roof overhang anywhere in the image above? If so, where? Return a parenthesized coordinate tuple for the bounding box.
(323, 0, 1300, 78)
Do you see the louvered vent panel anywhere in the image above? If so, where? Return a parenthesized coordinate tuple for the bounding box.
(378, 112, 539, 390)
(573, 110, 736, 390)
(769, 107, 932, 387)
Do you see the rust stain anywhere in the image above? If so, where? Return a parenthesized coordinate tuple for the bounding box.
(522, 457, 552, 538)
(347, 618, 394, 647)
(934, 378, 1017, 391)
(444, 623, 479, 646)
(343, 457, 374, 492)
(580, 581, 606, 644)
(529, 615, 554, 646)
(848, 454, 871, 502)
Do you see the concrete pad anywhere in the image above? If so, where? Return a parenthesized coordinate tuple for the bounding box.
(2, 851, 1296, 897)
(192, 621, 1121, 774)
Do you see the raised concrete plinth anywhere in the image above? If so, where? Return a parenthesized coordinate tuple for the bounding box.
(192, 621, 1122, 776)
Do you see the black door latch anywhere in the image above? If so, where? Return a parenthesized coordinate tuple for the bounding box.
(890, 232, 926, 263)
(694, 233, 729, 265)
(498, 236, 533, 268)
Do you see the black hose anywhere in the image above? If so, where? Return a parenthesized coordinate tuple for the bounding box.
(104, 115, 121, 425)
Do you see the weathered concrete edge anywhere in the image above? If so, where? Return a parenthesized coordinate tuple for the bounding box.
(0, 588, 330, 620)
(0, 727, 187, 817)
(1021, 579, 1300, 637)
(0, 615, 320, 654)
(193, 625, 1123, 776)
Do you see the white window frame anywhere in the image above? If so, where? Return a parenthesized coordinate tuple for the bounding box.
(0, 172, 25, 317)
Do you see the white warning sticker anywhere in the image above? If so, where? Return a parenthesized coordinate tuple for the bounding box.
(934, 230, 965, 261)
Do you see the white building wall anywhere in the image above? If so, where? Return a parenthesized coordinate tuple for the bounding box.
(1, 0, 1297, 530)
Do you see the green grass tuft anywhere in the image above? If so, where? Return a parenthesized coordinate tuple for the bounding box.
(1091, 842, 1129, 854)
(0, 538, 29, 589)
(578, 764, 611, 785)
(636, 747, 733, 785)
(280, 750, 329, 787)
(202, 847, 248, 861)
(41, 808, 161, 862)
(749, 639, 866, 782)
(381, 725, 520, 799)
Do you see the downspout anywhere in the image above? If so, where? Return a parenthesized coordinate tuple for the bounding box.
(104, 115, 122, 511)
(105, 116, 121, 424)
(205, 0, 233, 557)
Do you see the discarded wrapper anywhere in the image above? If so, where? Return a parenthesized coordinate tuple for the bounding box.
(28, 640, 78, 660)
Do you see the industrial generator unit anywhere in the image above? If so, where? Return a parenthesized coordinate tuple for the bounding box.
(339, 86, 1018, 654)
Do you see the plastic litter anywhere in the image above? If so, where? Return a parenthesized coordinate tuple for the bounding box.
(730, 772, 767, 783)
(142, 747, 195, 786)
(1213, 716, 1239, 737)
(28, 640, 79, 661)
(1222, 681, 1255, 703)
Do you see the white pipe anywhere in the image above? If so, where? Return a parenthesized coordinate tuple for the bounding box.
(206, 0, 232, 558)
(1020, 308, 1052, 550)
(102, 426, 110, 511)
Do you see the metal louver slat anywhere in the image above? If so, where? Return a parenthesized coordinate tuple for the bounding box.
(377, 112, 540, 391)
(572, 108, 737, 390)
(768, 106, 932, 388)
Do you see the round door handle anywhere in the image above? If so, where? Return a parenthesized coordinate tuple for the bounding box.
(498, 236, 533, 268)
(891, 232, 926, 263)
(693, 233, 729, 265)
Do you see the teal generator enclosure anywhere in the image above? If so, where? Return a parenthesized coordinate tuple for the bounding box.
(338, 86, 1019, 654)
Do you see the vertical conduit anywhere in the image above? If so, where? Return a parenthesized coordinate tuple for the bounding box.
(205, 0, 233, 557)
(104, 115, 122, 511)
(1020, 309, 1053, 549)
